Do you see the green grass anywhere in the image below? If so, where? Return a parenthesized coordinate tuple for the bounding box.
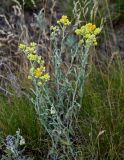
(0, 94, 50, 158)
(78, 55, 124, 159)
(117, 0, 124, 13)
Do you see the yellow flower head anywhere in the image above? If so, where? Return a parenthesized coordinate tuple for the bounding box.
(94, 28, 102, 35)
(50, 25, 57, 31)
(19, 43, 26, 50)
(57, 15, 71, 26)
(30, 42, 37, 47)
(34, 68, 42, 78)
(40, 73, 50, 81)
(86, 23, 96, 32)
(75, 23, 101, 46)
(75, 29, 82, 35)
(40, 66, 45, 72)
(28, 75, 32, 80)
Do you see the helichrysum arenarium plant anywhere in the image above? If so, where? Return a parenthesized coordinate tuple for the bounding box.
(19, 15, 101, 159)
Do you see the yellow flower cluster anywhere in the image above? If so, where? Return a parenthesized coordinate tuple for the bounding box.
(19, 42, 42, 63)
(28, 64, 50, 86)
(75, 23, 101, 46)
(19, 42, 50, 86)
(57, 15, 71, 26)
(50, 25, 58, 31)
(50, 25, 59, 37)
